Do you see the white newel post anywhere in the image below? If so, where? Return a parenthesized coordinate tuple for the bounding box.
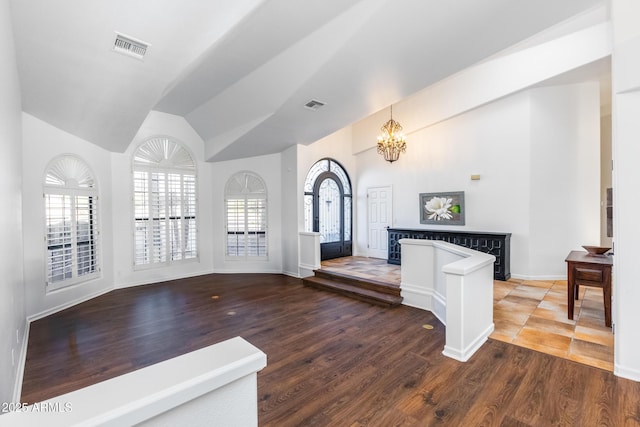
(299, 232, 321, 277)
(441, 259, 495, 362)
(399, 239, 495, 362)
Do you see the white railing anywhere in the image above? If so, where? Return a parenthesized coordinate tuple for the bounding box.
(2, 337, 266, 427)
(399, 238, 495, 362)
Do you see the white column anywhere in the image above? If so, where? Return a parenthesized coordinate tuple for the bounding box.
(611, 0, 640, 381)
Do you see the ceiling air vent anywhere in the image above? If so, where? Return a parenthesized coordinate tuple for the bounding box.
(304, 99, 326, 111)
(113, 33, 149, 59)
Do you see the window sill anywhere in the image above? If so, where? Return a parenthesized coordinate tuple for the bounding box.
(133, 257, 200, 271)
(46, 272, 101, 294)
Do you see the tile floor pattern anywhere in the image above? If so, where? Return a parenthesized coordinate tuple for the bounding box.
(320, 256, 613, 371)
(320, 256, 402, 284)
(491, 278, 613, 371)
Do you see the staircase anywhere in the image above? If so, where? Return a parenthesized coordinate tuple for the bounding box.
(302, 269, 403, 307)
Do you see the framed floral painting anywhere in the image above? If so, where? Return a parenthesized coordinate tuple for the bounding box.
(419, 191, 465, 225)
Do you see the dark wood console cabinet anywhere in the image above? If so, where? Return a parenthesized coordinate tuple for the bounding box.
(387, 228, 511, 281)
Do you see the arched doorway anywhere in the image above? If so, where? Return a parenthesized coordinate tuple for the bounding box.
(304, 159, 352, 260)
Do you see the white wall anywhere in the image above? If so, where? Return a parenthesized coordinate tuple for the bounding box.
(278, 127, 357, 277)
(21, 109, 219, 312)
(353, 84, 601, 279)
(211, 153, 283, 273)
(356, 92, 530, 273)
(281, 145, 299, 277)
(600, 113, 612, 247)
(22, 107, 286, 319)
(112, 111, 214, 287)
(21, 114, 115, 318)
(528, 83, 601, 278)
(611, 0, 640, 382)
(0, 0, 26, 403)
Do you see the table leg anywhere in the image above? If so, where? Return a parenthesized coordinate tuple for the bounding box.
(603, 265, 612, 328)
(567, 263, 575, 321)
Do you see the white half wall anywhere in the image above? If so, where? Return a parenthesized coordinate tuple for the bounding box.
(2, 337, 266, 427)
(399, 239, 495, 362)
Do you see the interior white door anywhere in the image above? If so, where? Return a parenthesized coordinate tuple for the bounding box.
(367, 186, 392, 259)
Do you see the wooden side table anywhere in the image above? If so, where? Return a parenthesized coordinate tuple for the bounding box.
(565, 250, 613, 327)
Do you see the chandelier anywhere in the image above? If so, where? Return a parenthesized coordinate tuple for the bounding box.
(377, 105, 406, 163)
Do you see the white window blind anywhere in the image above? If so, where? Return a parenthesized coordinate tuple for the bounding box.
(44, 156, 99, 290)
(225, 172, 267, 259)
(246, 198, 267, 256)
(133, 137, 197, 267)
(226, 198, 245, 256)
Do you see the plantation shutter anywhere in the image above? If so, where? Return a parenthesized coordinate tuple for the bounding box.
(133, 137, 197, 267)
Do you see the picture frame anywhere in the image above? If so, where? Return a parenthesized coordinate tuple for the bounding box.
(419, 191, 465, 225)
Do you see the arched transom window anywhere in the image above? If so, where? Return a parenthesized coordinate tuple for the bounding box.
(133, 137, 197, 266)
(225, 171, 267, 258)
(44, 155, 99, 290)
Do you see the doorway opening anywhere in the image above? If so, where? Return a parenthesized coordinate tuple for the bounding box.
(304, 159, 352, 260)
(367, 186, 392, 259)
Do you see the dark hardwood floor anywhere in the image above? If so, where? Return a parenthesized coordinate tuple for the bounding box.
(22, 274, 640, 426)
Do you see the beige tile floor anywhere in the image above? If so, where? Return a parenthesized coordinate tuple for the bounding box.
(320, 256, 613, 371)
(321, 256, 402, 284)
(491, 278, 613, 371)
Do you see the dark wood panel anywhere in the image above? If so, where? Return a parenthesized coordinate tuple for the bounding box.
(21, 273, 640, 426)
(388, 228, 511, 280)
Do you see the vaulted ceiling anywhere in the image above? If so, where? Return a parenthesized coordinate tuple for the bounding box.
(10, 0, 604, 161)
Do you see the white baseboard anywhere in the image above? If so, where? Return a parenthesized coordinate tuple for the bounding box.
(298, 263, 318, 278)
(401, 284, 446, 327)
(400, 283, 435, 312)
(115, 269, 214, 289)
(442, 323, 495, 362)
(282, 270, 301, 279)
(509, 274, 565, 281)
(614, 364, 640, 382)
(208, 268, 284, 275)
(12, 321, 30, 403)
(431, 293, 446, 326)
(28, 287, 114, 322)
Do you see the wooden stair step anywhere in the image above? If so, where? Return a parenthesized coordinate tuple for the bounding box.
(312, 269, 401, 297)
(302, 276, 402, 307)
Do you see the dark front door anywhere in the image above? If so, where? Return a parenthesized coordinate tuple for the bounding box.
(314, 173, 352, 260)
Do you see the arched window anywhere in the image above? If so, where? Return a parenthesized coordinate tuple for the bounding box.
(225, 171, 267, 258)
(304, 159, 352, 260)
(44, 155, 99, 290)
(133, 137, 197, 266)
